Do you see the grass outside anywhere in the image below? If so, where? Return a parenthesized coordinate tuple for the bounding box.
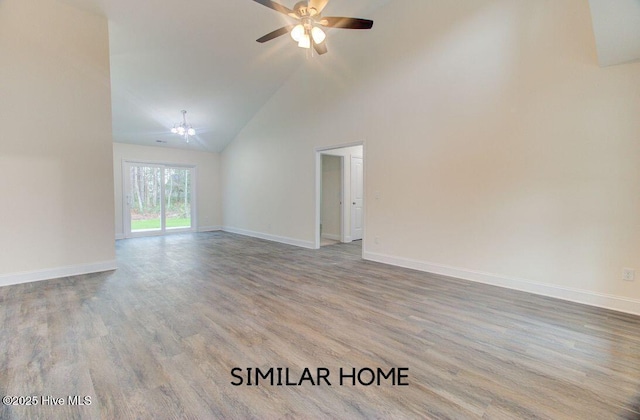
(131, 218, 191, 231)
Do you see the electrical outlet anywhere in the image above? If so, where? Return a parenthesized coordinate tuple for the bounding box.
(623, 268, 635, 281)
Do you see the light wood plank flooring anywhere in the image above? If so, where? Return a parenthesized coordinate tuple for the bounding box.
(1, 232, 640, 419)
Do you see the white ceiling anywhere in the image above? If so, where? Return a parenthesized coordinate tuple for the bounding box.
(60, 0, 388, 152)
(59, 0, 639, 152)
(588, 0, 640, 67)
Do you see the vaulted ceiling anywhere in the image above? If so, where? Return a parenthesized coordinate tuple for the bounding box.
(60, 0, 640, 153)
(588, 0, 640, 67)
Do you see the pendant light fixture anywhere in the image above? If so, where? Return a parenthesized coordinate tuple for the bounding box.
(171, 110, 196, 143)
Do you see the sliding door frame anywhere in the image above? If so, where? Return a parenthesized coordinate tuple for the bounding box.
(122, 159, 198, 238)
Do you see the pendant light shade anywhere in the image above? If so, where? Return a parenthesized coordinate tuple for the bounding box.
(291, 24, 305, 42)
(311, 26, 326, 44)
(298, 33, 311, 49)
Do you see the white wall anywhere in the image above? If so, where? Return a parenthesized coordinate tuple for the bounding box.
(113, 143, 222, 237)
(0, 0, 116, 285)
(222, 0, 640, 314)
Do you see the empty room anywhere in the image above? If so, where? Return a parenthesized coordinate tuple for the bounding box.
(1, 0, 639, 418)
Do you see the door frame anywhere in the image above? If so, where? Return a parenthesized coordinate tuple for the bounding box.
(350, 155, 364, 241)
(314, 141, 365, 251)
(319, 154, 345, 244)
(122, 159, 198, 238)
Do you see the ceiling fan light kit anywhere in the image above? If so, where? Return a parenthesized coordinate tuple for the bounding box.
(171, 110, 196, 143)
(290, 20, 326, 49)
(252, 0, 373, 55)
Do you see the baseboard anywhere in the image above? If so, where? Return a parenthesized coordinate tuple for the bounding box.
(0, 260, 118, 288)
(322, 233, 341, 241)
(223, 226, 315, 249)
(198, 225, 222, 233)
(115, 226, 220, 240)
(363, 251, 640, 317)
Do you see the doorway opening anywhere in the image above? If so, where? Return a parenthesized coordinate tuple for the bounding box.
(123, 161, 196, 238)
(315, 143, 364, 250)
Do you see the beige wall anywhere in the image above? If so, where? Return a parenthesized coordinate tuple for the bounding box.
(0, 0, 115, 284)
(222, 0, 640, 313)
(113, 143, 222, 237)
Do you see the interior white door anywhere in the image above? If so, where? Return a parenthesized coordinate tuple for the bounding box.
(350, 156, 364, 241)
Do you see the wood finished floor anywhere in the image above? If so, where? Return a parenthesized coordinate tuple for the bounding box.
(1, 232, 640, 419)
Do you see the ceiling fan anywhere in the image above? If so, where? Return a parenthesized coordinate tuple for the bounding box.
(252, 0, 374, 55)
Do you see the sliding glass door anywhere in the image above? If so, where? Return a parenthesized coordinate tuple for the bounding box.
(124, 162, 195, 237)
(164, 167, 192, 230)
(129, 165, 163, 233)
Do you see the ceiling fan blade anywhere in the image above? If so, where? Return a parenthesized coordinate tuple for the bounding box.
(308, 0, 330, 14)
(251, 0, 296, 17)
(256, 25, 295, 43)
(320, 17, 374, 30)
(313, 41, 328, 55)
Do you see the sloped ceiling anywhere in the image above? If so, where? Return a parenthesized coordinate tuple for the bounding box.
(588, 0, 640, 66)
(59, 0, 387, 152)
(57, 0, 639, 152)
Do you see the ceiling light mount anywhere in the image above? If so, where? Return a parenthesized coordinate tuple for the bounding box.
(171, 110, 196, 143)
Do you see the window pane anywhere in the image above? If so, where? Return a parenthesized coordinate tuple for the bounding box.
(130, 166, 162, 232)
(165, 168, 191, 230)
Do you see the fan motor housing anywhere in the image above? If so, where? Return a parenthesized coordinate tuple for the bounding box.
(294, 1, 319, 17)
